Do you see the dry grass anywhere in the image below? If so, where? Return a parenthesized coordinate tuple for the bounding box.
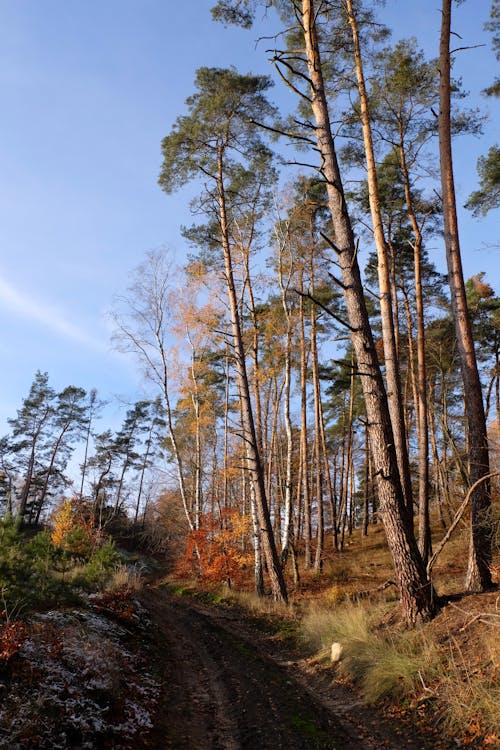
(433, 617, 500, 739)
(105, 564, 144, 593)
(169, 498, 500, 744)
(225, 587, 292, 619)
(300, 593, 500, 740)
(301, 599, 442, 702)
(439, 653, 500, 739)
(292, 505, 500, 743)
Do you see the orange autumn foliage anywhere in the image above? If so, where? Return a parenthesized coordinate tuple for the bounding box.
(0, 616, 28, 661)
(177, 509, 252, 587)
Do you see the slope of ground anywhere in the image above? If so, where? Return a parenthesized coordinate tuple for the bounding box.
(140, 582, 461, 750)
(0, 580, 462, 749)
(0, 508, 497, 749)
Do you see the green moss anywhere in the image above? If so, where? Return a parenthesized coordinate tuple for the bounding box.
(289, 713, 337, 748)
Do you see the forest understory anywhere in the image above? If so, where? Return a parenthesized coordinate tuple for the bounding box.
(0, 518, 498, 750)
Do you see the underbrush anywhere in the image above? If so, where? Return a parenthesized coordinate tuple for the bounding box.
(301, 596, 500, 743)
(302, 601, 441, 701)
(226, 587, 291, 619)
(0, 607, 159, 748)
(0, 514, 152, 748)
(167, 506, 499, 745)
(0, 516, 143, 612)
(437, 627, 500, 743)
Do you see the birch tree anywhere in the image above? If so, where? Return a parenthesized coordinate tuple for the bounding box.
(113, 250, 197, 536)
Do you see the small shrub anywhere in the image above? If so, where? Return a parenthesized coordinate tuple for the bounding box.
(177, 510, 252, 587)
(25, 530, 57, 570)
(51, 499, 98, 562)
(72, 539, 120, 590)
(333, 564, 352, 584)
(0, 518, 30, 599)
(91, 588, 138, 622)
(0, 618, 28, 662)
(0, 520, 69, 610)
(320, 584, 344, 606)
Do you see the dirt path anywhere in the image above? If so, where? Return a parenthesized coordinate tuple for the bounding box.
(140, 585, 450, 750)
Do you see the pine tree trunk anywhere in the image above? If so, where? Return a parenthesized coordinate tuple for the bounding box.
(278, 247, 295, 566)
(346, 0, 413, 516)
(398, 141, 432, 562)
(310, 263, 324, 571)
(438, 0, 493, 591)
(187, 333, 203, 528)
(134, 428, 153, 525)
(362, 419, 370, 536)
(217, 148, 288, 603)
(243, 245, 264, 455)
(298, 276, 312, 568)
(301, 0, 435, 623)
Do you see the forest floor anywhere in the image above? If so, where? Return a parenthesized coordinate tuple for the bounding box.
(0, 575, 497, 748)
(0, 516, 498, 749)
(138, 580, 493, 750)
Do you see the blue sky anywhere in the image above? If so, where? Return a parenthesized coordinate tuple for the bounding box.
(0, 0, 498, 432)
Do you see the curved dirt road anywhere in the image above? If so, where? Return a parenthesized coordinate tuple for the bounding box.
(140, 586, 446, 750)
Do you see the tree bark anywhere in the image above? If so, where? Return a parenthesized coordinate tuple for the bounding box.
(311, 286, 324, 571)
(346, 0, 413, 517)
(298, 272, 312, 568)
(438, 0, 493, 591)
(187, 331, 203, 529)
(278, 239, 295, 566)
(398, 139, 432, 563)
(217, 147, 288, 603)
(300, 0, 435, 623)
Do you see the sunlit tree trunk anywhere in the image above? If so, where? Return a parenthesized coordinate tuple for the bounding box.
(223, 348, 230, 510)
(362, 418, 370, 536)
(298, 271, 312, 568)
(217, 148, 288, 602)
(186, 331, 203, 528)
(310, 257, 324, 571)
(240, 403, 264, 598)
(241, 240, 264, 454)
(320, 414, 337, 552)
(278, 237, 295, 566)
(346, 0, 413, 516)
(439, 0, 492, 591)
(396, 135, 432, 562)
(299, 0, 435, 622)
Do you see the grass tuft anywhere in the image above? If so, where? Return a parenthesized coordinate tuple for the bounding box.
(437, 634, 500, 738)
(105, 563, 143, 593)
(302, 600, 441, 702)
(301, 593, 500, 742)
(227, 588, 291, 618)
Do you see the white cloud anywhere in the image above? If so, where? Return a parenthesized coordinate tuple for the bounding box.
(0, 273, 106, 351)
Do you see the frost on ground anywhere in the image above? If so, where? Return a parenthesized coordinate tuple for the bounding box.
(0, 605, 160, 749)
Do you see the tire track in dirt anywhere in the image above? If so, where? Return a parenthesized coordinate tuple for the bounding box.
(142, 588, 350, 749)
(140, 586, 445, 750)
